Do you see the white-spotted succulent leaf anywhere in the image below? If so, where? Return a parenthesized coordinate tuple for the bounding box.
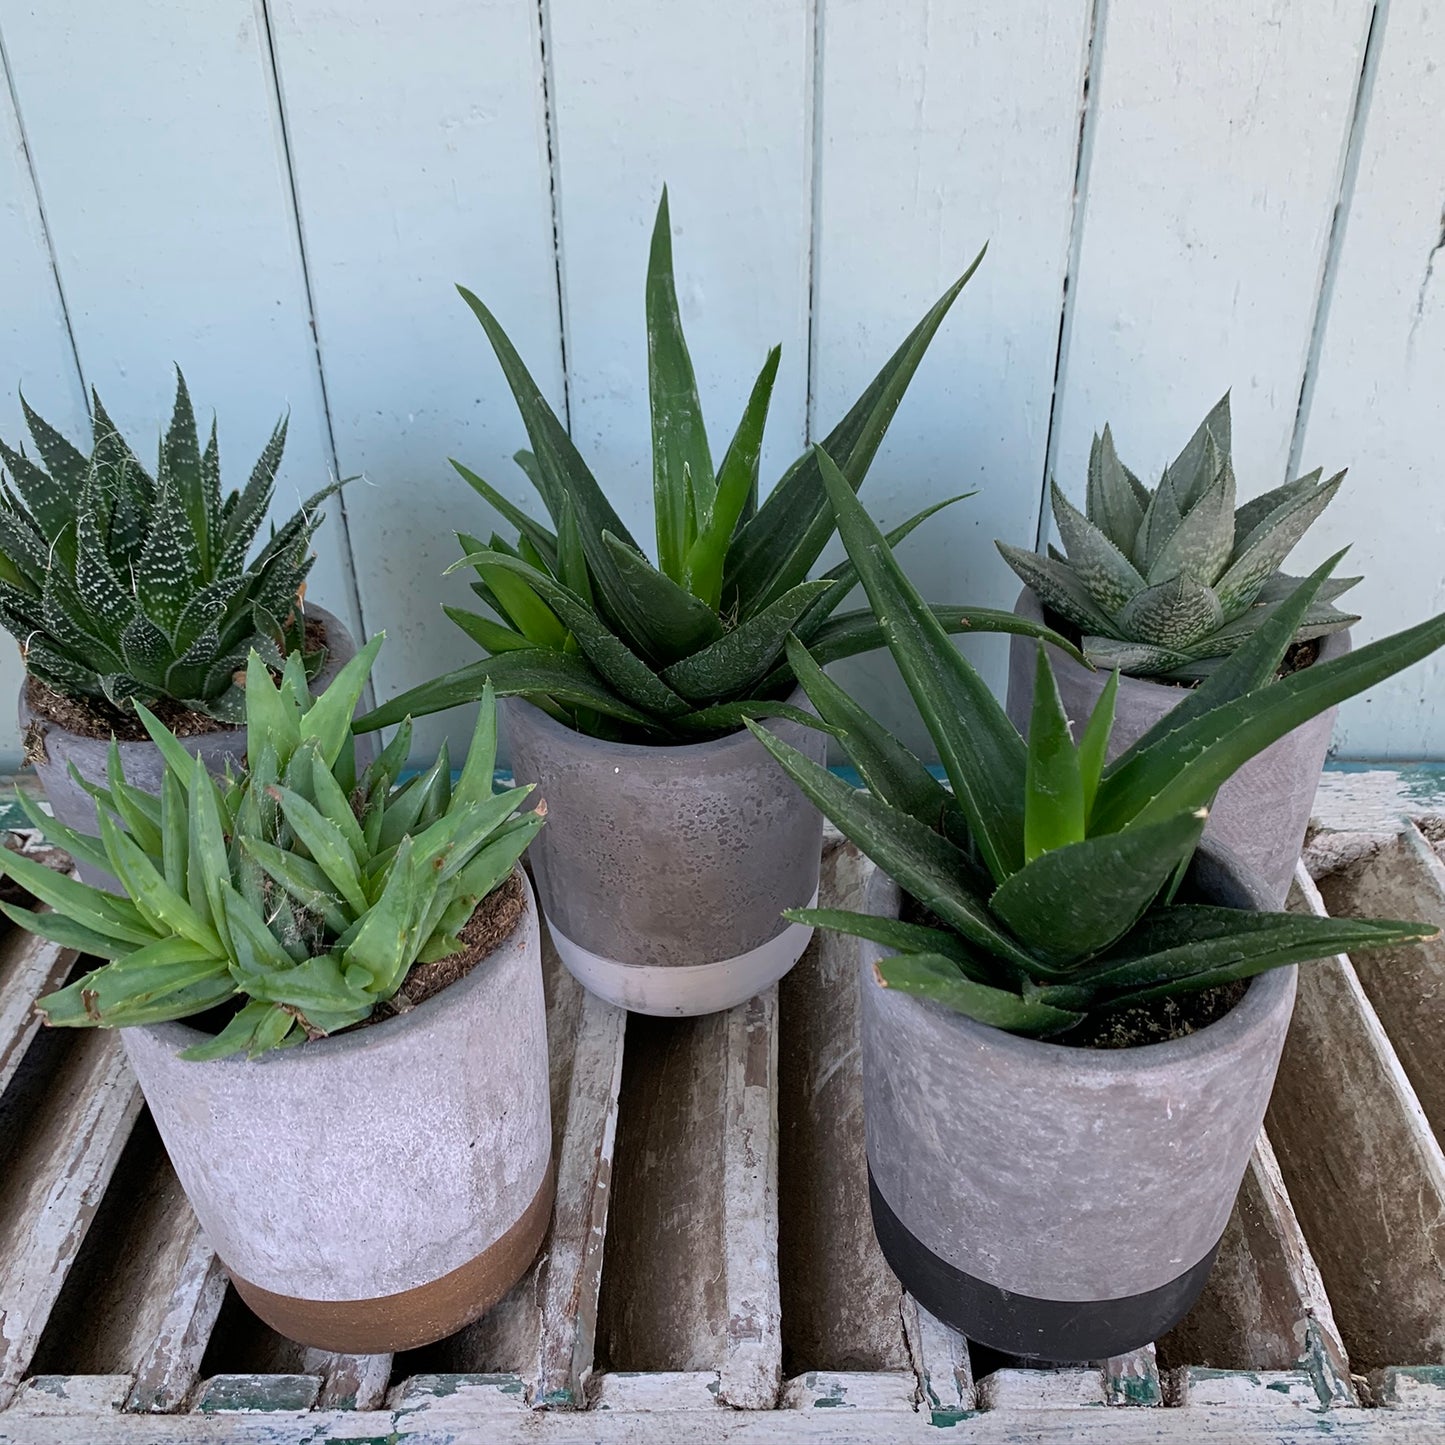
(998, 394, 1358, 678)
(10, 643, 542, 1060)
(0, 370, 343, 720)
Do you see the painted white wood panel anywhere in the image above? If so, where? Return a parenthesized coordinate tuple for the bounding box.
(1291, 0, 1445, 760)
(0, 61, 86, 768)
(1048, 0, 1373, 513)
(810, 0, 1094, 753)
(266, 0, 562, 760)
(0, 1, 360, 641)
(546, 0, 814, 553)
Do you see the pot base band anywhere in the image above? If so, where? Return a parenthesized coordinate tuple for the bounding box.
(868, 1167, 1221, 1361)
(546, 889, 819, 1017)
(230, 1160, 555, 1354)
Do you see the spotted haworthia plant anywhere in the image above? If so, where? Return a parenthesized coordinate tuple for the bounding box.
(0, 370, 342, 722)
(997, 395, 1359, 679)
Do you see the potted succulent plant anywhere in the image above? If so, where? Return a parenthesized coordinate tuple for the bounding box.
(1, 640, 551, 1354)
(2, 372, 357, 888)
(749, 450, 1442, 1361)
(357, 192, 1069, 1017)
(997, 395, 1357, 903)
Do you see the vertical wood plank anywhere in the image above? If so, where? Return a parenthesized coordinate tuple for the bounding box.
(0, 1, 361, 639)
(1049, 0, 1373, 515)
(266, 0, 563, 762)
(1290, 0, 1445, 760)
(547, 0, 813, 545)
(810, 0, 1094, 751)
(0, 54, 86, 768)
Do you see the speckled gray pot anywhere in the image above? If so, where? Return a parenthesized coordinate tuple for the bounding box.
(503, 693, 828, 1016)
(120, 867, 553, 1354)
(19, 606, 361, 892)
(859, 844, 1296, 1361)
(1006, 588, 1350, 906)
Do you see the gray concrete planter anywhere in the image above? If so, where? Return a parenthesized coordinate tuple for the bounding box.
(1006, 587, 1349, 906)
(858, 845, 1297, 1361)
(18, 606, 360, 892)
(120, 866, 553, 1355)
(503, 693, 827, 1016)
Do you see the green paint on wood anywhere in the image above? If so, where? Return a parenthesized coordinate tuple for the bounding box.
(195, 1373, 321, 1413)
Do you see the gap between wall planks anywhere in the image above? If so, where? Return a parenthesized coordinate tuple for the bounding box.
(0, 0, 1437, 774)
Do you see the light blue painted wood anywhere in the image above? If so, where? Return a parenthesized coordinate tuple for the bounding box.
(0, 0, 361, 645)
(809, 0, 1095, 758)
(0, 44, 87, 769)
(266, 0, 563, 762)
(546, 0, 814, 553)
(1291, 0, 1445, 761)
(1046, 0, 1374, 514)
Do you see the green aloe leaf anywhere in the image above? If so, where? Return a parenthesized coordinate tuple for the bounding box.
(818, 447, 1027, 882)
(96, 812, 223, 955)
(1022, 644, 1085, 865)
(685, 346, 780, 608)
(784, 905, 988, 979)
(874, 952, 1082, 1035)
(600, 533, 726, 664)
(450, 460, 559, 572)
(1166, 393, 1231, 509)
(0, 899, 134, 958)
(659, 580, 831, 703)
(744, 719, 1040, 975)
(1085, 426, 1146, 556)
(1231, 469, 1323, 553)
(724, 248, 986, 618)
(181, 1000, 278, 1062)
(1144, 438, 1234, 586)
(1076, 668, 1118, 820)
(670, 697, 825, 736)
(989, 807, 1208, 965)
(38, 938, 231, 1029)
(270, 784, 369, 914)
(159, 371, 209, 571)
(298, 632, 382, 768)
(443, 604, 532, 655)
(353, 649, 652, 732)
(554, 492, 593, 605)
(785, 634, 963, 836)
(1214, 471, 1344, 616)
(647, 189, 715, 580)
(995, 542, 1118, 636)
(1051, 481, 1146, 613)
(242, 836, 351, 933)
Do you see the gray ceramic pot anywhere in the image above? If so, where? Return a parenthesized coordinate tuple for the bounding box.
(19, 606, 360, 892)
(503, 693, 827, 1016)
(859, 844, 1296, 1361)
(121, 867, 553, 1354)
(1006, 588, 1349, 906)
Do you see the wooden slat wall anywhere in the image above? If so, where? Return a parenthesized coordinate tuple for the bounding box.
(0, 0, 1434, 768)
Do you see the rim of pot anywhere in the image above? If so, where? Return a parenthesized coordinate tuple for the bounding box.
(125, 863, 531, 1067)
(1013, 584, 1352, 673)
(864, 838, 1294, 1076)
(502, 684, 813, 761)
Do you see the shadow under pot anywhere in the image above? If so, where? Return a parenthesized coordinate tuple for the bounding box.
(503, 692, 827, 1017)
(121, 867, 553, 1354)
(1006, 586, 1350, 907)
(858, 844, 1297, 1362)
(18, 605, 363, 893)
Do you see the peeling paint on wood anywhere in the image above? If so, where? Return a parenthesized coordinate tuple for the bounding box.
(1176, 1368, 1328, 1411)
(193, 1375, 319, 1414)
(977, 1368, 1105, 1410)
(778, 1370, 917, 1412)
(304, 1350, 392, 1413)
(0, 930, 76, 1100)
(1102, 1346, 1160, 1408)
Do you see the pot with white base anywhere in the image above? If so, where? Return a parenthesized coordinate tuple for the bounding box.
(19, 606, 361, 892)
(121, 867, 553, 1354)
(1006, 588, 1349, 906)
(858, 845, 1296, 1362)
(503, 692, 827, 1016)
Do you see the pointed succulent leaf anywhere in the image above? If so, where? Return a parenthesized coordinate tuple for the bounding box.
(443, 604, 532, 655)
(1134, 466, 1186, 572)
(600, 532, 726, 663)
(874, 952, 1084, 1036)
(1145, 441, 1236, 586)
(1231, 468, 1323, 552)
(1166, 393, 1231, 510)
(995, 542, 1118, 636)
(1051, 481, 1147, 613)
(159, 371, 210, 569)
(450, 459, 560, 572)
(1086, 426, 1146, 555)
(1214, 471, 1344, 616)
(1022, 644, 1085, 865)
(1115, 573, 1224, 648)
(1076, 669, 1118, 820)
(298, 632, 383, 768)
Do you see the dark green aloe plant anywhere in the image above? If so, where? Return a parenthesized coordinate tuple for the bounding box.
(746, 449, 1440, 1038)
(0, 371, 341, 722)
(357, 193, 1070, 743)
(2, 638, 540, 1060)
(998, 394, 1358, 679)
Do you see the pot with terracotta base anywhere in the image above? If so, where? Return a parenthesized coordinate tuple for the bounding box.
(121, 867, 553, 1353)
(858, 845, 1296, 1362)
(18, 606, 362, 893)
(503, 692, 827, 1017)
(1006, 588, 1350, 906)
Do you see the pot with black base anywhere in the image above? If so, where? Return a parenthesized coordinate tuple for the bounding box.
(504, 691, 827, 1016)
(857, 848, 1291, 1360)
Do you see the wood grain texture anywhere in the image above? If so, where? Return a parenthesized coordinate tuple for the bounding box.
(1049, 0, 1373, 517)
(810, 0, 1094, 754)
(546, 0, 813, 543)
(265, 0, 564, 763)
(0, 0, 360, 639)
(1290, 0, 1445, 759)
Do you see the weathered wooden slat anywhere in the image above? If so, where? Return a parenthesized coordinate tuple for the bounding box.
(303, 1349, 392, 1412)
(1159, 1130, 1352, 1401)
(778, 1371, 916, 1412)
(7, 1376, 130, 1415)
(193, 1375, 319, 1414)
(590, 1371, 721, 1413)
(1176, 1368, 1330, 1411)
(595, 981, 780, 1400)
(902, 1298, 975, 1420)
(1372, 1366, 1445, 1409)
(1314, 822, 1445, 1145)
(777, 839, 913, 1376)
(1103, 1346, 1162, 1408)
(1266, 863, 1445, 1371)
(0, 928, 75, 1101)
(977, 1368, 1106, 1410)
(0, 1030, 142, 1407)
